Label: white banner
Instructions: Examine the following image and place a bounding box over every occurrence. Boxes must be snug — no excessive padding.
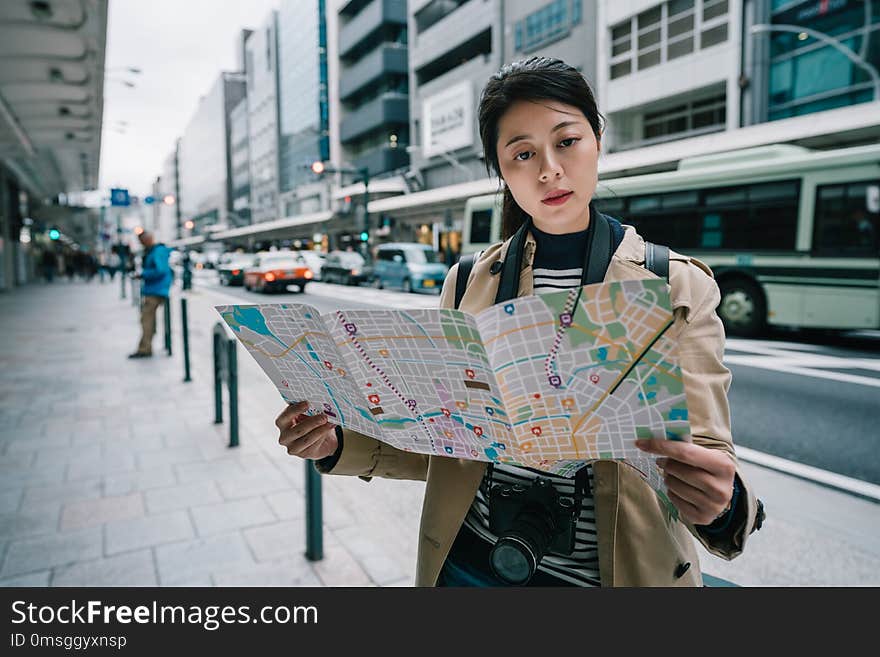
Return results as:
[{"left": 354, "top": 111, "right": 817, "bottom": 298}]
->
[{"left": 422, "top": 81, "right": 474, "bottom": 158}]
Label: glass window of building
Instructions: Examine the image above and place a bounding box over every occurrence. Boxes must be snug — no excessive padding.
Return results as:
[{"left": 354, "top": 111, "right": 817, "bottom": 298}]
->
[
  {"left": 642, "top": 92, "right": 726, "bottom": 143},
  {"left": 610, "top": 0, "right": 727, "bottom": 79},
  {"left": 514, "top": 0, "right": 583, "bottom": 54},
  {"left": 767, "top": 0, "right": 880, "bottom": 121}
]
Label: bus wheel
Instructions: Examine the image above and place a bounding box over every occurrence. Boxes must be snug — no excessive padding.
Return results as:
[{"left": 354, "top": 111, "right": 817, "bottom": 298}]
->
[{"left": 719, "top": 278, "right": 766, "bottom": 337}]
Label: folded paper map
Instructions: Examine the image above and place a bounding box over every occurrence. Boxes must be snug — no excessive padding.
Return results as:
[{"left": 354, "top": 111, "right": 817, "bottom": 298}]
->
[{"left": 216, "top": 279, "right": 692, "bottom": 500}]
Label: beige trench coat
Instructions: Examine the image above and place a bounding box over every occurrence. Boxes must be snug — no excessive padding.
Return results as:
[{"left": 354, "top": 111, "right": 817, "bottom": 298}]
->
[{"left": 317, "top": 224, "right": 761, "bottom": 586}]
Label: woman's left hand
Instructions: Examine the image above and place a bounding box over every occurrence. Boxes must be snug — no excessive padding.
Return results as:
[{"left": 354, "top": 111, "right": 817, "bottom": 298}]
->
[{"left": 635, "top": 439, "right": 736, "bottom": 526}]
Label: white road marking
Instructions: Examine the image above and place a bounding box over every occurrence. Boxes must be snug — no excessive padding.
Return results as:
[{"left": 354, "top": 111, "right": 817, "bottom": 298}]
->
[
  {"left": 724, "top": 338, "right": 880, "bottom": 386},
  {"left": 736, "top": 445, "right": 880, "bottom": 501}
]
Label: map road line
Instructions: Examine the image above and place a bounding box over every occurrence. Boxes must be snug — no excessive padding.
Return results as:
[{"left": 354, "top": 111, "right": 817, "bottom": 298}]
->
[{"left": 735, "top": 445, "right": 880, "bottom": 502}]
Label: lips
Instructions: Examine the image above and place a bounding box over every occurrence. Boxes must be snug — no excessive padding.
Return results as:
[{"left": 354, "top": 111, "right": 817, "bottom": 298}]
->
[{"left": 541, "top": 191, "right": 573, "bottom": 205}]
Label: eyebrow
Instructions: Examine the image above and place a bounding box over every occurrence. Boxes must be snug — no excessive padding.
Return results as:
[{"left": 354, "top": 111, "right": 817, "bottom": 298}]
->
[{"left": 503, "top": 121, "right": 584, "bottom": 149}]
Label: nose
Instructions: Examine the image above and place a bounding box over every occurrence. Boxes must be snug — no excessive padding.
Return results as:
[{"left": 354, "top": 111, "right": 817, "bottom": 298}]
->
[{"left": 538, "top": 148, "right": 563, "bottom": 182}]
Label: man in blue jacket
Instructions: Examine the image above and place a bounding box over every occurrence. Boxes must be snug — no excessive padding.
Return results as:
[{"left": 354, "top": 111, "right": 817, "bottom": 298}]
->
[{"left": 129, "top": 231, "right": 173, "bottom": 358}]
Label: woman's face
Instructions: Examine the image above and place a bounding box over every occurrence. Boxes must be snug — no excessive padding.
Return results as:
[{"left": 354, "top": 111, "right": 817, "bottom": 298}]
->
[{"left": 495, "top": 100, "right": 600, "bottom": 234}]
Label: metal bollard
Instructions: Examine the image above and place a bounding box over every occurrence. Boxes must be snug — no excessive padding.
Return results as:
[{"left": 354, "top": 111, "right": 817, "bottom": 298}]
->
[
  {"left": 121, "top": 270, "right": 126, "bottom": 299},
  {"left": 163, "top": 296, "right": 172, "bottom": 356},
  {"left": 227, "top": 338, "right": 238, "bottom": 448},
  {"left": 181, "top": 298, "right": 192, "bottom": 382},
  {"left": 213, "top": 330, "right": 224, "bottom": 424},
  {"left": 305, "top": 462, "right": 323, "bottom": 561},
  {"left": 212, "top": 323, "right": 239, "bottom": 448}
]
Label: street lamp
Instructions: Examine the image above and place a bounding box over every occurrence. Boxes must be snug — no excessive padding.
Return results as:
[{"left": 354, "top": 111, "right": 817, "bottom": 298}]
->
[
  {"left": 306, "top": 161, "right": 371, "bottom": 262},
  {"left": 750, "top": 23, "right": 880, "bottom": 101}
]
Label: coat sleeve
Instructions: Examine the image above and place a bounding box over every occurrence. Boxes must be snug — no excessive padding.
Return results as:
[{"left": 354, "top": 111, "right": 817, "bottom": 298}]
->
[
  {"left": 313, "top": 266, "right": 462, "bottom": 483},
  {"left": 676, "top": 272, "right": 761, "bottom": 559}
]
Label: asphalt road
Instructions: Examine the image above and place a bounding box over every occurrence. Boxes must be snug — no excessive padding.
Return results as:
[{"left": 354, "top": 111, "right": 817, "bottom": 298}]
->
[{"left": 199, "top": 272, "right": 880, "bottom": 485}]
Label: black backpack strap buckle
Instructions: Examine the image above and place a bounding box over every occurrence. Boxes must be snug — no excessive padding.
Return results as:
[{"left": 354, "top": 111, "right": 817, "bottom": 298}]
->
[{"left": 645, "top": 242, "right": 670, "bottom": 283}]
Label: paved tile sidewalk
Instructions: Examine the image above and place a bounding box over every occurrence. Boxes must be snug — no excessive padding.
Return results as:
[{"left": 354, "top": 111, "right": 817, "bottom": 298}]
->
[{"left": 0, "top": 279, "right": 423, "bottom": 586}]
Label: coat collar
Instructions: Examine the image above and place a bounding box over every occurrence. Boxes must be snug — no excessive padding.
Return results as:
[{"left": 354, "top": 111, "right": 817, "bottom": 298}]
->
[{"left": 507, "top": 223, "right": 650, "bottom": 297}]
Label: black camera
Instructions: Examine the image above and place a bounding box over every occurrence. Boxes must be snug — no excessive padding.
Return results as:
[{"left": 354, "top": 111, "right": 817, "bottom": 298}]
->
[{"left": 488, "top": 477, "right": 579, "bottom": 585}]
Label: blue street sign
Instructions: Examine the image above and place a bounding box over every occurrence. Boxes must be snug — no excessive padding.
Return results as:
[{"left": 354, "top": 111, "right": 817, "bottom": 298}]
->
[
  {"left": 144, "top": 196, "right": 155, "bottom": 205},
  {"left": 110, "top": 188, "right": 130, "bottom": 206}
]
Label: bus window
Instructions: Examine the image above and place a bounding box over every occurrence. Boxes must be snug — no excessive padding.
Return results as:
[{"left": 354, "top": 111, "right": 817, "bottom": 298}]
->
[
  {"left": 813, "top": 180, "right": 880, "bottom": 257},
  {"left": 630, "top": 196, "right": 661, "bottom": 212},
  {"left": 661, "top": 190, "right": 699, "bottom": 208},
  {"left": 596, "top": 196, "right": 625, "bottom": 215},
  {"left": 469, "top": 209, "right": 492, "bottom": 244}
]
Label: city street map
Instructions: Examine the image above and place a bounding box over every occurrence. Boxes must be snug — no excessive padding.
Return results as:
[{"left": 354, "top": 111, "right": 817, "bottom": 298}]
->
[{"left": 216, "top": 279, "right": 692, "bottom": 500}]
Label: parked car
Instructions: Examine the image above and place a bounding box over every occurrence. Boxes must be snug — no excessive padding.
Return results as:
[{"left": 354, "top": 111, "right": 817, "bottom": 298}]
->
[
  {"left": 296, "top": 250, "right": 326, "bottom": 281},
  {"left": 372, "top": 243, "right": 448, "bottom": 293},
  {"left": 218, "top": 253, "right": 256, "bottom": 286},
  {"left": 321, "top": 251, "right": 368, "bottom": 286},
  {"left": 243, "top": 251, "right": 313, "bottom": 293}
]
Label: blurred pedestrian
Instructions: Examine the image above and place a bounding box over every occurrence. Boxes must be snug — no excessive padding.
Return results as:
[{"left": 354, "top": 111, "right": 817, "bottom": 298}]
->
[
  {"left": 128, "top": 231, "right": 172, "bottom": 359},
  {"left": 108, "top": 251, "right": 121, "bottom": 279},
  {"left": 40, "top": 249, "right": 56, "bottom": 283}
]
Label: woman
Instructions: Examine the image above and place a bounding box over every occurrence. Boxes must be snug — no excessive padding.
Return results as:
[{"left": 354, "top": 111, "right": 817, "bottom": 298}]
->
[{"left": 275, "top": 57, "right": 762, "bottom": 587}]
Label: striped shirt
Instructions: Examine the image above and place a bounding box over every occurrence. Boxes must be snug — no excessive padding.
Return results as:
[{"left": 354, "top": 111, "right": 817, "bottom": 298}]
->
[{"left": 456, "top": 222, "right": 606, "bottom": 587}]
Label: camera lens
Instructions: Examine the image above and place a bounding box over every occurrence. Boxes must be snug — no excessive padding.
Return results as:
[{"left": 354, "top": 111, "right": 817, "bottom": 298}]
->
[{"left": 489, "top": 536, "right": 536, "bottom": 585}]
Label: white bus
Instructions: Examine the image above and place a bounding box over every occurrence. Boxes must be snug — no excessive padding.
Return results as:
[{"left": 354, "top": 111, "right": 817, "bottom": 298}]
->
[{"left": 462, "top": 144, "right": 880, "bottom": 336}]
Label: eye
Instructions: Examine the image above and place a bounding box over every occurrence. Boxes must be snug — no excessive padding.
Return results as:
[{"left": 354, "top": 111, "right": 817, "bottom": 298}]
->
[{"left": 560, "top": 137, "right": 580, "bottom": 147}]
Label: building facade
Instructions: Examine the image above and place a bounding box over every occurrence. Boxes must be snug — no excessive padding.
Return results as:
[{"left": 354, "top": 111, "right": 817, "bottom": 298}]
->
[
  {"left": 337, "top": 0, "right": 411, "bottom": 181},
  {"left": 245, "top": 12, "right": 281, "bottom": 224},
  {"left": 277, "top": 0, "right": 332, "bottom": 218},
  {"left": 743, "top": 0, "right": 880, "bottom": 125},
  {"left": 597, "top": 0, "right": 738, "bottom": 153},
  {"left": 177, "top": 72, "right": 246, "bottom": 234},
  {"left": 229, "top": 97, "right": 251, "bottom": 227}
]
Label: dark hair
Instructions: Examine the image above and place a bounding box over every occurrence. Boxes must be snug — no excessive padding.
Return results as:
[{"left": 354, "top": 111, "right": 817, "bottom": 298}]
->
[{"left": 478, "top": 57, "right": 604, "bottom": 240}]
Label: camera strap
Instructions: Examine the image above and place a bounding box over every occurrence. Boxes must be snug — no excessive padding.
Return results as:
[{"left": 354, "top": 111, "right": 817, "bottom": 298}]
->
[{"left": 486, "top": 462, "right": 592, "bottom": 500}]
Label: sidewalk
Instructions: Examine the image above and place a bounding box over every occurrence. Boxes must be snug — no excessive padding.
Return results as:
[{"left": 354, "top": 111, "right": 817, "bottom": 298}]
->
[{"left": 1, "top": 279, "right": 878, "bottom": 586}]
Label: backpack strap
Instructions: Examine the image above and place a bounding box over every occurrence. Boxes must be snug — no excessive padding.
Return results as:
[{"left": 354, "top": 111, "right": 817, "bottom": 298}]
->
[
  {"left": 454, "top": 251, "right": 481, "bottom": 310},
  {"left": 645, "top": 242, "right": 670, "bottom": 283}
]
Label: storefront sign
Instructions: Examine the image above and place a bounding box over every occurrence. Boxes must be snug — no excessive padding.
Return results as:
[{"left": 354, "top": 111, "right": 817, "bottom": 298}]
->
[{"left": 422, "top": 81, "right": 474, "bottom": 158}]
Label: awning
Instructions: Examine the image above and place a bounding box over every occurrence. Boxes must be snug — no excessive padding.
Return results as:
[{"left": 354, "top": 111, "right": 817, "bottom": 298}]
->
[
  {"left": 0, "top": 0, "right": 108, "bottom": 198},
  {"left": 168, "top": 235, "right": 205, "bottom": 249},
  {"left": 212, "top": 210, "right": 334, "bottom": 240}
]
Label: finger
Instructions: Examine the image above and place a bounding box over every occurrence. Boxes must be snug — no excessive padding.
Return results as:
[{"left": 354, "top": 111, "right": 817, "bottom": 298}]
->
[
  {"left": 299, "top": 431, "right": 338, "bottom": 460},
  {"left": 666, "top": 489, "right": 702, "bottom": 525},
  {"left": 275, "top": 401, "right": 309, "bottom": 430},
  {"left": 288, "top": 425, "right": 334, "bottom": 457},
  {"left": 660, "top": 456, "right": 735, "bottom": 509},
  {"left": 636, "top": 439, "right": 729, "bottom": 472},
  {"left": 278, "top": 413, "right": 327, "bottom": 446},
  {"left": 657, "top": 458, "right": 716, "bottom": 493},
  {"left": 663, "top": 470, "right": 714, "bottom": 510}
]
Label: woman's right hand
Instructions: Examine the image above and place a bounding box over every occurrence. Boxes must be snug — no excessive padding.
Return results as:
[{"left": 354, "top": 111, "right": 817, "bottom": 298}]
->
[{"left": 275, "top": 401, "right": 339, "bottom": 460}]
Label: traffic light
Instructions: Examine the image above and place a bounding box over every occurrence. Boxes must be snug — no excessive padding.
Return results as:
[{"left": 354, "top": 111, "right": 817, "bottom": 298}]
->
[
  {"left": 360, "top": 231, "right": 369, "bottom": 242},
  {"left": 311, "top": 161, "right": 325, "bottom": 175},
  {"left": 49, "top": 229, "right": 60, "bottom": 240}
]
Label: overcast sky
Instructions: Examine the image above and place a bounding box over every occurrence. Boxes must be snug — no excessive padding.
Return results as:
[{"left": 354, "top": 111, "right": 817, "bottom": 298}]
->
[{"left": 98, "top": 0, "right": 279, "bottom": 197}]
